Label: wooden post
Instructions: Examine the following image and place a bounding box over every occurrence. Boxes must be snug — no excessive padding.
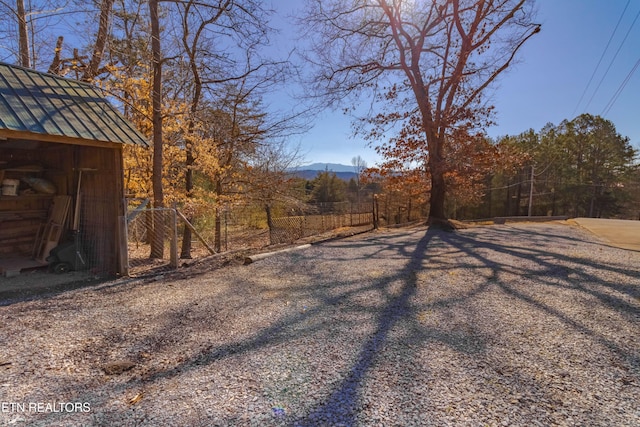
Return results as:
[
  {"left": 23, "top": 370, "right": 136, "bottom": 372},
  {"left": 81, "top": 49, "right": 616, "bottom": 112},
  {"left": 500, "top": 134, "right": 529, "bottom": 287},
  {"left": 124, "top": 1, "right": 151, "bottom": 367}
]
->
[
  {"left": 117, "top": 215, "right": 129, "bottom": 276},
  {"left": 373, "top": 195, "right": 379, "bottom": 229},
  {"left": 528, "top": 165, "right": 534, "bottom": 217}
]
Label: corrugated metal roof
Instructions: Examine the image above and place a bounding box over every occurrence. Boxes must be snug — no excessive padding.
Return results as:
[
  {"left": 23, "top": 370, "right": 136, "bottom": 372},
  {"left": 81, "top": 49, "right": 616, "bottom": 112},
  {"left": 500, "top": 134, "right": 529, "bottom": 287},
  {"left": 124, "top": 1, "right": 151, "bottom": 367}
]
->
[{"left": 0, "top": 62, "right": 149, "bottom": 147}]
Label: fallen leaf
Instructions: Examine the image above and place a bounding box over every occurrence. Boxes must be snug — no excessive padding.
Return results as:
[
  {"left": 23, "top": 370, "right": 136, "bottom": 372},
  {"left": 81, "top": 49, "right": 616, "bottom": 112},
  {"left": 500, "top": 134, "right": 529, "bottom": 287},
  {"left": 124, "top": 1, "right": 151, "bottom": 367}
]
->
[{"left": 128, "top": 393, "right": 143, "bottom": 405}]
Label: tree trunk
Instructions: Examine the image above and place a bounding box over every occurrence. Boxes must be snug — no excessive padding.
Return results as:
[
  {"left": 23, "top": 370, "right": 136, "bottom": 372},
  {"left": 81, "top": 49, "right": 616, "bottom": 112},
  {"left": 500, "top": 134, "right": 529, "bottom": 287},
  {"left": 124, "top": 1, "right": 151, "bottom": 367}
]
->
[
  {"left": 589, "top": 182, "right": 598, "bottom": 218},
  {"left": 486, "top": 174, "right": 493, "bottom": 217},
  {"left": 507, "top": 176, "right": 514, "bottom": 215},
  {"left": 149, "top": 0, "right": 164, "bottom": 259},
  {"left": 48, "top": 36, "right": 64, "bottom": 74},
  {"left": 214, "top": 207, "right": 222, "bottom": 252},
  {"left": 16, "top": 0, "right": 30, "bottom": 68},
  {"left": 372, "top": 195, "right": 379, "bottom": 229},
  {"left": 428, "top": 165, "right": 446, "bottom": 221},
  {"left": 179, "top": 149, "right": 194, "bottom": 258},
  {"left": 265, "top": 204, "right": 274, "bottom": 245},
  {"left": 516, "top": 172, "right": 523, "bottom": 215},
  {"left": 413, "top": 83, "right": 447, "bottom": 225},
  {"left": 426, "top": 134, "right": 446, "bottom": 223},
  {"left": 82, "top": 0, "right": 114, "bottom": 81}
]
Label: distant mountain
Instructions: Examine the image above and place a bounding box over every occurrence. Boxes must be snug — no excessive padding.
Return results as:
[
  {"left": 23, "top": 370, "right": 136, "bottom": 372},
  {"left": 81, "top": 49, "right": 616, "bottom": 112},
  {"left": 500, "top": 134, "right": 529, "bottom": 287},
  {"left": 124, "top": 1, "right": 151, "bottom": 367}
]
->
[
  {"left": 291, "top": 169, "right": 357, "bottom": 181},
  {"left": 295, "top": 163, "right": 355, "bottom": 173},
  {"left": 288, "top": 163, "right": 358, "bottom": 181}
]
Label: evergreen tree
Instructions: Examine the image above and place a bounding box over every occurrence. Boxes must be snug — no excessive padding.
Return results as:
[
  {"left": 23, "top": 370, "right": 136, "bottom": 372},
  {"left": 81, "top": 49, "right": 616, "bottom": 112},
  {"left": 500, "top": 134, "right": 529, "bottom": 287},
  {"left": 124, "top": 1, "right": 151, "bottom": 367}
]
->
[{"left": 309, "top": 170, "right": 347, "bottom": 209}]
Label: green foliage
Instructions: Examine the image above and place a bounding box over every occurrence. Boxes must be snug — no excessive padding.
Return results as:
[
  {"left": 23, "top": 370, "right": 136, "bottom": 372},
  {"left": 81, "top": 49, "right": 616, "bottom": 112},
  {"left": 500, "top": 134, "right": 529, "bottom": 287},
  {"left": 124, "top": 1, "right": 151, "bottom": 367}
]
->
[
  {"left": 308, "top": 171, "right": 347, "bottom": 204},
  {"left": 482, "top": 114, "right": 638, "bottom": 219}
]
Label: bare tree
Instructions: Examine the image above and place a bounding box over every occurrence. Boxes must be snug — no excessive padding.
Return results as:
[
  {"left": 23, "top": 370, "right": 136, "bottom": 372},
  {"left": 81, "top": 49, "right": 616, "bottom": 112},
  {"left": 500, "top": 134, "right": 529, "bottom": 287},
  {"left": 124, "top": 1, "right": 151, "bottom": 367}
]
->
[
  {"left": 244, "top": 140, "right": 306, "bottom": 245},
  {"left": 0, "top": 0, "right": 72, "bottom": 69},
  {"left": 42, "top": 0, "right": 114, "bottom": 79},
  {"left": 82, "top": 0, "right": 115, "bottom": 81},
  {"left": 302, "top": 0, "right": 540, "bottom": 226},
  {"left": 351, "top": 155, "right": 367, "bottom": 186},
  {"left": 173, "top": 0, "right": 309, "bottom": 256},
  {"left": 176, "top": 0, "right": 229, "bottom": 256},
  {"left": 351, "top": 154, "right": 368, "bottom": 204}
]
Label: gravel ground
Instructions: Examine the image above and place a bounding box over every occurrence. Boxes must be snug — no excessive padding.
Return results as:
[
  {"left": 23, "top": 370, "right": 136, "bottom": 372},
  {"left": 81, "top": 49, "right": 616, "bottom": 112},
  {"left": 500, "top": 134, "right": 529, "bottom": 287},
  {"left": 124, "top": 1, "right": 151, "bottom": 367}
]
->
[{"left": 0, "top": 222, "right": 639, "bottom": 426}]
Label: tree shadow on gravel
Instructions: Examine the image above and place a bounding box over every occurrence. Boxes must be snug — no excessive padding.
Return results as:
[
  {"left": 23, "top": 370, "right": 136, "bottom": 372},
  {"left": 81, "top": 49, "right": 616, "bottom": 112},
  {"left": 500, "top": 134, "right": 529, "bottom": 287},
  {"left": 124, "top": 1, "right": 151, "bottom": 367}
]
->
[
  {"left": 444, "top": 226, "right": 640, "bottom": 315},
  {"left": 128, "top": 227, "right": 442, "bottom": 370},
  {"left": 435, "top": 226, "right": 640, "bottom": 367},
  {"left": 22, "top": 223, "right": 639, "bottom": 426},
  {"left": 287, "top": 223, "right": 640, "bottom": 426},
  {"left": 70, "top": 226, "right": 480, "bottom": 426},
  {"left": 287, "top": 227, "right": 438, "bottom": 426}
]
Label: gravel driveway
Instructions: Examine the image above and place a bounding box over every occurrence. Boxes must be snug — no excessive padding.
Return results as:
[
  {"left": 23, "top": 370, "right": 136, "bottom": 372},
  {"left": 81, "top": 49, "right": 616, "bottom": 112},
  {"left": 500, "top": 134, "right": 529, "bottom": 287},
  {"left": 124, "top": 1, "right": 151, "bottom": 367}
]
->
[{"left": 1, "top": 222, "right": 639, "bottom": 426}]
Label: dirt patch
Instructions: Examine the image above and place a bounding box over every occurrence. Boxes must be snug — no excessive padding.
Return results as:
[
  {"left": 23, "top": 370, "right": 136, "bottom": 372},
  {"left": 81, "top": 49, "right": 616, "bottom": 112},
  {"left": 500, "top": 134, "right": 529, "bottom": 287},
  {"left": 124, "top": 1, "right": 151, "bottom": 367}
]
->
[{"left": 0, "top": 269, "right": 102, "bottom": 304}]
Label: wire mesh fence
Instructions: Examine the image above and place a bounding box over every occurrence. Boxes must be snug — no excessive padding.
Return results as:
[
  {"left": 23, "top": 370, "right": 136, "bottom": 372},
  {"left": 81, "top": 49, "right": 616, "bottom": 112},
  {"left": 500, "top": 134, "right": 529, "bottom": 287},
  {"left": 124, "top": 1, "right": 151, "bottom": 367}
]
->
[
  {"left": 269, "top": 211, "right": 374, "bottom": 244},
  {"left": 48, "top": 194, "right": 125, "bottom": 277},
  {"left": 124, "top": 199, "right": 376, "bottom": 277},
  {"left": 374, "top": 194, "right": 428, "bottom": 227},
  {"left": 126, "top": 208, "right": 179, "bottom": 276}
]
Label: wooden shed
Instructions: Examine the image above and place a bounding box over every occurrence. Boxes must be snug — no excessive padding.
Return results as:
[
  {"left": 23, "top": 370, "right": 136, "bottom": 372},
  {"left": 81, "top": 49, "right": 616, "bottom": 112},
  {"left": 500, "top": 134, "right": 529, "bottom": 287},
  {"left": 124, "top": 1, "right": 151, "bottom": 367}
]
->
[{"left": 0, "top": 62, "right": 148, "bottom": 277}]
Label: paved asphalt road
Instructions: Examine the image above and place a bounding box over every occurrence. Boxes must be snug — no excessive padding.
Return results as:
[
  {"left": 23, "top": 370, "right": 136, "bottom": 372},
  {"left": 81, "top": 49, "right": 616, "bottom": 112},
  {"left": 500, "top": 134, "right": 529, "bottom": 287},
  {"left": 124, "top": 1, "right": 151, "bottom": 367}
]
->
[{"left": 573, "top": 217, "right": 640, "bottom": 251}]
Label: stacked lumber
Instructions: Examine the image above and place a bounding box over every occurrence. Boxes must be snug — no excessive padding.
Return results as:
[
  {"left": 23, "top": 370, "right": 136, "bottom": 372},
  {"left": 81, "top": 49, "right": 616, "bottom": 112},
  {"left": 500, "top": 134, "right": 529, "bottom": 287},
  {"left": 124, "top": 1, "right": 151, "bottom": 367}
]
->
[
  {"left": 0, "top": 198, "right": 52, "bottom": 257},
  {"left": 0, "top": 219, "right": 45, "bottom": 255},
  {"left": 32, "top": 195, "right": 72, "bottom": 262}
]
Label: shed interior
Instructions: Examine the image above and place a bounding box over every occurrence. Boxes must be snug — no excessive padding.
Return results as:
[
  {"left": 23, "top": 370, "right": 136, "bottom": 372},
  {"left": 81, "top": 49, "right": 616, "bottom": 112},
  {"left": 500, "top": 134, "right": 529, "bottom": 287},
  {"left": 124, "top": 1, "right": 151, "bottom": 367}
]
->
[{"left": 0, "top": 140, "right": 125, "bottom": 277}]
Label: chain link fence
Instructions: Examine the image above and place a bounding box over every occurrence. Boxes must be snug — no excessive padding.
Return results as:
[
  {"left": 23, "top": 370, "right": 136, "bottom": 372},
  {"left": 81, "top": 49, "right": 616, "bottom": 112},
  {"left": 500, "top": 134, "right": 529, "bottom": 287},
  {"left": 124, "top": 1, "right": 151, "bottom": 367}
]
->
[{"left": 125, "top": 199, "right": 376, "bottom": 277}]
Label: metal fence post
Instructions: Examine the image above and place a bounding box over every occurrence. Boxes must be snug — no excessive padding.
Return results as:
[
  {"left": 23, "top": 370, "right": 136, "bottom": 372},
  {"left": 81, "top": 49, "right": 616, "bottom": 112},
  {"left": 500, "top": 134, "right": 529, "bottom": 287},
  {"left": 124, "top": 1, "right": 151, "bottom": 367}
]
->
[
  {"left": 118, "top": 215, "right": 129, "bottom": 277},
  {"left": 224, "top": 209, "right": 228, "bottom": 252},
  {"left": 169, "top": 208, "right": 178, "bottom": 268},
  {"left": 350, "top": 202, "right": 353, "bottom": 226},
  {"left": 302, "top": 216, "right": 307, "bottom": 237}
]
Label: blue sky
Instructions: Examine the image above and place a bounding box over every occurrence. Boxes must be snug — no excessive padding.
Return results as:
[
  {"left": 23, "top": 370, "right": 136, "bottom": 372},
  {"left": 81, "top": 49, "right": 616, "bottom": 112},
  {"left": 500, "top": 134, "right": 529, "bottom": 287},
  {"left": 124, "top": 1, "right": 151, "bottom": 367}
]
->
[{"left": 271, "top": 0, "right": 640, "bottom": 167}]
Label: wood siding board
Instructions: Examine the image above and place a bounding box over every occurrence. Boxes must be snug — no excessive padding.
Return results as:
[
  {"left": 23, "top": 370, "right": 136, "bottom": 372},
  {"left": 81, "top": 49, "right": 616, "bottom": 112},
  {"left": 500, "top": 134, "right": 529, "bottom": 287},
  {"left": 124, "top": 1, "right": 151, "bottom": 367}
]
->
[
  {"left": 0, "top": 193, "right": 54, "bottom": 257},
  {"left": 114, "top": 146, "right": 127, "bottom": 275},
  {"left": 75, "top": 145, "right": 120, "bottom": 274}
]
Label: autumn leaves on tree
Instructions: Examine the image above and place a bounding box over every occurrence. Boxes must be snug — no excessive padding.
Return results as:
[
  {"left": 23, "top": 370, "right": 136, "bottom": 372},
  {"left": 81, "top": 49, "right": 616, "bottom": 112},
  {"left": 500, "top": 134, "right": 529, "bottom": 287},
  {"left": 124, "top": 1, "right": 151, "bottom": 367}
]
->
[{"left": 302, "top": 0, "right": 540, "bottom": 225}]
